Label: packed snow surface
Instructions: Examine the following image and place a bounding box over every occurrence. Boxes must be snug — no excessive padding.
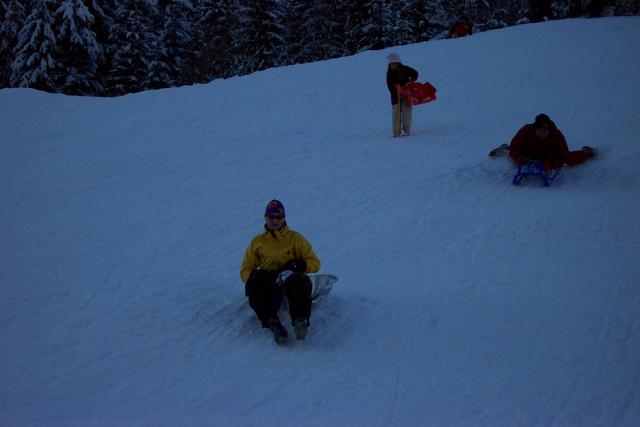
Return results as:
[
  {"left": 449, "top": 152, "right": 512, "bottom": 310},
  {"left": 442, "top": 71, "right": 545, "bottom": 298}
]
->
[{"left": 1, "top": 17, "right": 639, "bottom": 426}]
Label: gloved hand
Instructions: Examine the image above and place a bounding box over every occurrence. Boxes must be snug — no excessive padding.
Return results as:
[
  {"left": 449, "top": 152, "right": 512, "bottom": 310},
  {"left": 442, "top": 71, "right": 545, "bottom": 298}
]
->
[
  {"left": 282, "top": 259, "right": 307, "bottom": 273},
  {"left": 276, "top": 270, "right": 294, "bottom": 285}
]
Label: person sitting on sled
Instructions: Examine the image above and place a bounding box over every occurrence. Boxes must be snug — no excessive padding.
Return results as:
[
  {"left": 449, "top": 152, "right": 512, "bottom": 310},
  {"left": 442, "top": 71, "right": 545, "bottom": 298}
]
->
[
  {"left": 507, "top": 113, "right": 596, "bottom": 170},
  {"left": 386, "top": 53, "right": 418, "bottom": 137},
  {"left": 240, "top": 199, "right": 320, "bottom": 343}
]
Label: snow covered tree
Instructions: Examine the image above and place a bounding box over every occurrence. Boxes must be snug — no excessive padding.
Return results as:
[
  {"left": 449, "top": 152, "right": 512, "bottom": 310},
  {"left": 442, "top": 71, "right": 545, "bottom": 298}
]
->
[
  {"left": 407, "top": 0, "right": 431, "bottom": 42},
  {"left": 234, "top": 0, "right": 287, "bottom": 75},
  {"left": 144, "top": 46, "right": 171, "bottom": 89},
  {"left": 530, "top": 0, "right": 553, "bottom": 21},
  {"left": 144, "top": 1, "right": 193, "bottom": 89},
  {"left": 105, "top": 0, "right": 156, "bottom": 95},
  {"left": 54, "top": 0, "right": 104, "bottom": 95},
  {"left": 286, "top": 0, "right": 351, "bottom": 63},
  {"left": 283, "top": 0, "right": 309, "bottom": 64},
  {"left": 10, "top": 0, "right": 61, "bottom": 92},
  {"left": 386, "top": 0, "right": 416, "bottom": 47},
  {"left": 343, "top": 0, "right": 375, "bottom": 53},
  {"left": 362, "top": 0, "right": 389, "bottom": 50},
  {"left": 286, "top": 0, "right": 346, "bottom": 64},
  {"left": 195, "top": 0, "right": 237, "bottom": 79},
  {"left": 614, "top": 0, "right": 640, "bottom": 15},
  {"left": 0, "top": 0, "right": 25, "bottom": 88}
]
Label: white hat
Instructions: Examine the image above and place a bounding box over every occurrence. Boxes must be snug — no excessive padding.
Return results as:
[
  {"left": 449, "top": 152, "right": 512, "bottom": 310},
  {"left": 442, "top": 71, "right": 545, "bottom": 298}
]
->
[{"left": 387, "top": 53, "right": 401, "bottom": 64}]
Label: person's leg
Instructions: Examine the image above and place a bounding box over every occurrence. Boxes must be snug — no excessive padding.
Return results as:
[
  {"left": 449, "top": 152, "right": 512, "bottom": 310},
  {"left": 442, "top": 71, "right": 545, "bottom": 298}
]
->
[
  {"left": 565, "top": 150, "right": 591, "bottom": 166},
  {"left": 283, "top": 273, "right": 312, "bottom": 339},
  {"left": 245, "top": 270, "right": 281, "bottom": 327},
  {"left": 282, "top": 273, "right": 312, "bottom": 324},
  {"left": 392, "top": 103, "right": 401, "bottom": 137},
  {"left": 401, "top": 98, "right": 412, "bottom": 135}
]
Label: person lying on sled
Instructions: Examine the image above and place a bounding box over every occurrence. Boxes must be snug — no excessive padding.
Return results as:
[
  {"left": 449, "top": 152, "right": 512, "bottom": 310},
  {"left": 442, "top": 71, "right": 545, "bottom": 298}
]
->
[{"left": 508, "top": 113, "right": 596, "bottom": 170}]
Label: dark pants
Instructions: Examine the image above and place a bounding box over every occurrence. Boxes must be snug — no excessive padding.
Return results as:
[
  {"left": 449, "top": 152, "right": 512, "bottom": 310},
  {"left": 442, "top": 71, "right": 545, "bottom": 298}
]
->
[{"left": 245, "top": 270, "right": 312, "bottom": 327}]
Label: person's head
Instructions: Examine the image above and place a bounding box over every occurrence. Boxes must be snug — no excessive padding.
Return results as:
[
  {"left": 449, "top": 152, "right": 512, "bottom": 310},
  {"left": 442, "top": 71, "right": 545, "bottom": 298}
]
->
[
  {"left": 387, "top": 53, "right": 401, "bottom": 69},
  {"left": 264, "top": 199, "right": 285, "bottom": 231},
  {"left": 533, "top": 113, "right": 554, "bottom": 141}
]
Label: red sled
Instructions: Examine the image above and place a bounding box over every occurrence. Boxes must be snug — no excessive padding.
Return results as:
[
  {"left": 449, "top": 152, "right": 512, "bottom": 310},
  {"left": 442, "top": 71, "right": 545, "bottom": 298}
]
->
[{"left": 398, "top": 82, "right": 437, "bottom": 106}]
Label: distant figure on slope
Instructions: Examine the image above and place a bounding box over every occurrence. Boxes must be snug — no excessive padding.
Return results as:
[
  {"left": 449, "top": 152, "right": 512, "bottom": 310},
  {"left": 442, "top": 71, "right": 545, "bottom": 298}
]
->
[
  {"left": 386, "top": 53, "right": 419, "bottom": 137},
  {"left": 490, "top": 113, "right": 596, "bottom": 169},
  {"left": 240, "top": 199, "right": 321, "bottom": 344},
  {"left": 448, "top": 18, "right": 472, "bottom": 39}
]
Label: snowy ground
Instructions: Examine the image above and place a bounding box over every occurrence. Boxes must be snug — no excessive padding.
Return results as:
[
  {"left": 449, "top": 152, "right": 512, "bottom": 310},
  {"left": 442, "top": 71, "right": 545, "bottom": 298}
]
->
[{"left": 1, "top": 17, "right": 640, "bottom": 426}]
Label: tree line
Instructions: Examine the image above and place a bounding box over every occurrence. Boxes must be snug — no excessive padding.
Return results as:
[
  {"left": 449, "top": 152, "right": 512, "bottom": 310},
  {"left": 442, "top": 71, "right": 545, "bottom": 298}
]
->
[{"left": 0, "top": 0, "right": 637, "bottom": 97}]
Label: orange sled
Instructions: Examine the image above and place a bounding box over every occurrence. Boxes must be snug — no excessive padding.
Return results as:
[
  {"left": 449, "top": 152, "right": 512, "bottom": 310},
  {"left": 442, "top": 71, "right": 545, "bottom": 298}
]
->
[{"left": 398, "top": 82, "right": 437, "bottom": 106}]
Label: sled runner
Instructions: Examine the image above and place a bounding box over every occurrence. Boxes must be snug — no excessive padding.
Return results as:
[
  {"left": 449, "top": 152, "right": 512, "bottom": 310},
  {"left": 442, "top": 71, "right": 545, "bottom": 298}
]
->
[{"left": 512, "top": 161, "right": 562, "bottom": 187}]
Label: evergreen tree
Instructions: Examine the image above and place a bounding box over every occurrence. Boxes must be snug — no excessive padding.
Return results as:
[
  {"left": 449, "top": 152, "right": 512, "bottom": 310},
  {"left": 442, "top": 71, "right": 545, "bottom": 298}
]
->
[
  {"left": 106, "top": 0, "right": 156, "bottom": 95},
  {"left": 286, "top": 0, "right": 338, "bottom": 64},
  {"left": 144, "top": 45, "right": 171, "bottom": 89},
  {"left": 408, "top": 0, "right": 431, "bottom": 42},
  {"left": 283, "top": 0, "right": 307, "bottom": 64},
  {"left": 54, "top": 0, "right": 103, "bottom": 95},
  {"left": 615, "top": 0, "right": 640, "bottom": 15},
  {"left": 324, "top": 1, "right": 351, "bottom": 58},
  {"left": 234, "top": 0, "right": 287, "bottom": 75},
  {"left": 10, "top": 0, "right": 61, "bottom": 92},
  {"left": 465, "top": 0, "right": 508, "bottom": 31},
  {"left": 363, "top": 0, "right": 388, "bottom": 50},
  {"left": 0, "top": 0, "right": 25, "bottom": 88},
  {"left": 147, "top": 1, "right": 192, "bottom": 88},
  {"left": 343, "top": 0, "right": 366, "bottom": 54},
  {"left": 196, "top": 0, "right": 237, "bottom": 80},
  {"left": 530, "top": 0, "right": 552, "bottom": 21},
  {"left": 424, "top": 0, "right": 454, "bottom": 37},
  {"left": 387, "top": 0, "right": 415, "bottom": 47}
]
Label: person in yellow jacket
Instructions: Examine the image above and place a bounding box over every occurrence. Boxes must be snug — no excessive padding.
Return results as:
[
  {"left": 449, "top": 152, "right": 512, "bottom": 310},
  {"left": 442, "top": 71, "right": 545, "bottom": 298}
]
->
[{"left": 240, "top": 199, "right": 320, "bottom": 343}]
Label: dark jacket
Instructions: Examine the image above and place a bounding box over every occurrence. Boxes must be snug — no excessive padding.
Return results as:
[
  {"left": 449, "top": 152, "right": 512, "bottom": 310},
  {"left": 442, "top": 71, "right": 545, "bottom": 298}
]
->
[
  {"left": 386, "top": 64, "right": 419, "bottom": 105},
  {"left": 509, "top": 123, "right": 570, "bottom": 166}
]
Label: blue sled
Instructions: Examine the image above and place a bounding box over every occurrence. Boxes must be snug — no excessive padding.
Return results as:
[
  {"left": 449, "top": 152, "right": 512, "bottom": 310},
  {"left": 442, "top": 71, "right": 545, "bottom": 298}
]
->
[{"left": 513, "top": 161, "right": 562, "bottom": 187}]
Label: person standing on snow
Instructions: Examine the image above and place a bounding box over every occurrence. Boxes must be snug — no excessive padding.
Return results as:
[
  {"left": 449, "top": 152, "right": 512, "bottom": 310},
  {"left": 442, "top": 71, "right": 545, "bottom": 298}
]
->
[
  {"left": 506, "top": 113, "right": 596, "bottom": 169},
  {"left": 386, "top": 53, "right": 419, "bottom": 137},
  {"left": 240, "top": 199, "right": 320, "bottom": 344}
]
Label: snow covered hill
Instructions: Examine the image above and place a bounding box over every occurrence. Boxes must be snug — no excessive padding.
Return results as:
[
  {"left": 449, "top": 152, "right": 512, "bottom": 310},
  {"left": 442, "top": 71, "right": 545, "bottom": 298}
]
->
[{"left": 1, "top": 17, "right": 639, "bottom": 426}]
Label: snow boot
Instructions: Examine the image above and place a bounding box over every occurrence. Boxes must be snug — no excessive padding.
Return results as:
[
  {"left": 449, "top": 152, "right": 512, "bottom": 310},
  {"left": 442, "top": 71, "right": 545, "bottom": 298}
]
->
[
  {"left": 293, "top": 318, "right": 309, "bottom": 340},
  {"left": 489, "top": 143, "right": 509, "bottom": 159},
  {"left": 267, "top": 319, "right": 288, "bottom": 344},
  {"left": 581, "top": 145, "right": 597, "bottom": 159}
]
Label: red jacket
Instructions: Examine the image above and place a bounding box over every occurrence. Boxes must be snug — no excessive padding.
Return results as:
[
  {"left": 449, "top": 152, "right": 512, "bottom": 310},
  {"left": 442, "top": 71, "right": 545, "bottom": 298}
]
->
[
  {"left": 509, "top": 124, "right": 569, "bottom": 168},
  {"left": 448, "top": 23, "right": 471, "bottom": 38}
]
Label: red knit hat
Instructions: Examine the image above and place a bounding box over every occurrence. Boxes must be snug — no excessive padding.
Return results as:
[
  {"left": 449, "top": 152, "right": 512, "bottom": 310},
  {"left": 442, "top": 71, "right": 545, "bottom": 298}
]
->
[{"left": 265, "top": 199, "right": 285, "bottom": 217}]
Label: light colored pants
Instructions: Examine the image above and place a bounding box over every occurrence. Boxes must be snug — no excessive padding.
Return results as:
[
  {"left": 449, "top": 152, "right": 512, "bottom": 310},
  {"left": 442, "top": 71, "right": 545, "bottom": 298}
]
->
[{"left": 392, "top": 98, "right": 412, "bottom": 137}]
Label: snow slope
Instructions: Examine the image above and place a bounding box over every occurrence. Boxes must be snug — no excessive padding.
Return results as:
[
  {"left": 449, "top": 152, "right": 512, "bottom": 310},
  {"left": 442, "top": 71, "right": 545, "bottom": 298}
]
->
[{"left": 1, "top": 17, "right": 639, "bottom": 426}]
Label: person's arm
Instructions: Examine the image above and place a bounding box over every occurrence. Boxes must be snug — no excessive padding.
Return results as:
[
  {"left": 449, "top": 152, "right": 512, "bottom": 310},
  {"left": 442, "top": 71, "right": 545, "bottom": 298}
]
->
[
  {"left": 554, "top": 129, "right": 570, "bottom": 158},
  {"left": 542, "top": 129, "right": 569, "bottom": 168},
  {"left": 240, "top": 239, "right": 258, "bottom": 283},
  {"left": 387, "top": 72, "right": 399, "bottom": 104},
  {"left": 509, "top": 125, "right": 529, "bottom": 165},
  {"left": 293, "top": 233, "right": 321, "bottom": 273},
  {"left": 407, "top": 66, "right": 418, "bottom": 82}
]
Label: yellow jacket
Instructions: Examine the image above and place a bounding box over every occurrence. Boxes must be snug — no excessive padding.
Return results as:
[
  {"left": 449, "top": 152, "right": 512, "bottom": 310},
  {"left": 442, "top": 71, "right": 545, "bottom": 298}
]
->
[{"left": 240, "top": 225, "right": 320, "bottom": 283}]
